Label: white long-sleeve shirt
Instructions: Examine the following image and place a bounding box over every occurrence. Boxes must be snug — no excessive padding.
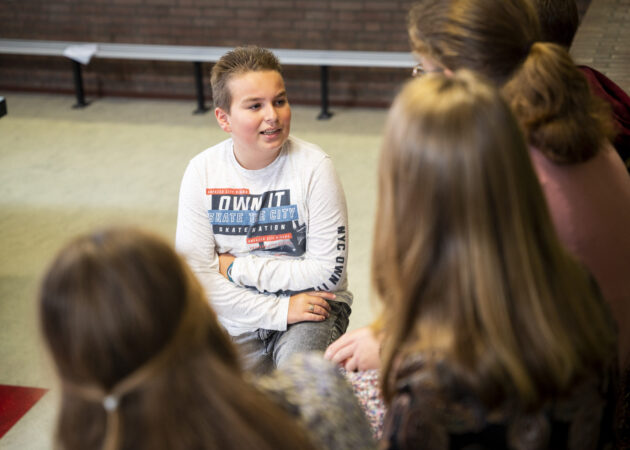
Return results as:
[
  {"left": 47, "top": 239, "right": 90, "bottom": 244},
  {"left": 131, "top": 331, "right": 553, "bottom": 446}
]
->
[{"left": 176, "top": 136, "right": 352, "bottom": 335}]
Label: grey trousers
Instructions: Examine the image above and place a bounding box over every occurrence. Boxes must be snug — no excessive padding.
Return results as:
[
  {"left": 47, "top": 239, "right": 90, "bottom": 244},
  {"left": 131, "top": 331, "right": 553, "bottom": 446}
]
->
[{"left": 232, "top": 300, "right": 350, "bottom": 375}]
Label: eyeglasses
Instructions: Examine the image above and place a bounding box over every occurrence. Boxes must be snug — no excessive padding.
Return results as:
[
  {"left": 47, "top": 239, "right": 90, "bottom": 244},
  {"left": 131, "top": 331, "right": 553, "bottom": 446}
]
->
[
  {"left": 412, "top": 63, "right": 425, "bottom": 77},
  {"left": 411, "top": 63, "right": 444, "bottom": 77}
]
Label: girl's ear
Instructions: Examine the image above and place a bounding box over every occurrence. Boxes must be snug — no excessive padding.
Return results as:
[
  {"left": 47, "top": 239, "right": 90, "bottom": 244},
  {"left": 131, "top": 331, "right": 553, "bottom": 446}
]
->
[{"left": 215, "top": 107, "right": 232, "bottom": 133}]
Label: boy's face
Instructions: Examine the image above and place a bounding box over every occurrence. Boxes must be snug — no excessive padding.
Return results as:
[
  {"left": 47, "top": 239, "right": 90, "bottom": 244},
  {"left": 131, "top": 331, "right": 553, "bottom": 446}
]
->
[{"left": 215, "top": 70, "right": 291, "bottom": 170}]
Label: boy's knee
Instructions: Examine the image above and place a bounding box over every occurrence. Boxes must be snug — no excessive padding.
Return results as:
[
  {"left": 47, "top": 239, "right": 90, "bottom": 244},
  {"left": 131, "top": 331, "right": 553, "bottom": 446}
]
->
[
  {"left": 273, "top": 302, "right": 351, "bottom": 366},
  {"left": 327, "top": 301, "right": 351, "bottom": 345},
  {"left": 232, "top": 331, "right": 274, "bottom": 375}
]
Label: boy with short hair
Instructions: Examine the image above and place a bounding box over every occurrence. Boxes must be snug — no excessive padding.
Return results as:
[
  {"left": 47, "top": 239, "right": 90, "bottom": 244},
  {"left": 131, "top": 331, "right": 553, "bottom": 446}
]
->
[{"left": 176, "top": 46, "right": 352, "bottom": 374}]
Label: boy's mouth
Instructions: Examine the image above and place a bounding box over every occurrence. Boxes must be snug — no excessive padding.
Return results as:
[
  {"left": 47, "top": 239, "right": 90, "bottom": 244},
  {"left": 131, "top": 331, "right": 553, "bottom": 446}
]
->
[{"left": 260, "top": 128, "right": 281, "bottom": 136}]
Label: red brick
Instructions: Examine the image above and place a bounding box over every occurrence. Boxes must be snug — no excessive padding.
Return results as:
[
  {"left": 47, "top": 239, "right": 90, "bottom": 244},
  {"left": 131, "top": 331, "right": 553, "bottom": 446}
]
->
[
  {"left": 331, "top": 1, "right": 363, "bottom": 11},
  {"left": 305, "top": 11, "right": 331, "bottom": 20},
  {"left": 330, "top": 21, "right": 363, "bottom": 31},
  {"left": 294, "top": 20, "right": 328, "bottom": 30}
]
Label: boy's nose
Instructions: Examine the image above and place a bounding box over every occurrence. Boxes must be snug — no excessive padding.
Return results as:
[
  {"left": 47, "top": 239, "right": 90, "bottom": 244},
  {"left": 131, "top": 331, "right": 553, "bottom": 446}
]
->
[{"left": 264, "top": 104, "right": 279, "bottom": 122}]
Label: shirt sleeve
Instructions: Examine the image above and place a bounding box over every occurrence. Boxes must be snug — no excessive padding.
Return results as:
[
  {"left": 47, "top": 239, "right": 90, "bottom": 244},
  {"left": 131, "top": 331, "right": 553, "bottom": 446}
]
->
[
  {"left": 231, "top": 156, "right": 350, "bottom": 294},
  {"left": 175, "top": 160, "right": 290, "bottom": 333}
]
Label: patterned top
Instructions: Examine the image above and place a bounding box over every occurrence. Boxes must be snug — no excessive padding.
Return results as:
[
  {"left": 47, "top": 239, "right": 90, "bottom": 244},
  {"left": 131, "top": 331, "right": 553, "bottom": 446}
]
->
[
  {"left": 381, "top": 354, "right": 617, "bottom": 450},
  {"left": 343, "top": 368, "right": 387, "bottom": 440},
  {"left": 256, "top": 352, "right": 377, "bottom": 450}
]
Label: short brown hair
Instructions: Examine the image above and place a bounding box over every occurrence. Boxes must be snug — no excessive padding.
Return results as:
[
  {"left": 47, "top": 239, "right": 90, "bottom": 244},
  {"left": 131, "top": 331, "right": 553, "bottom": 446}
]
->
[{"left": 211, "top": 46, "right": 283, "bottom": 112}]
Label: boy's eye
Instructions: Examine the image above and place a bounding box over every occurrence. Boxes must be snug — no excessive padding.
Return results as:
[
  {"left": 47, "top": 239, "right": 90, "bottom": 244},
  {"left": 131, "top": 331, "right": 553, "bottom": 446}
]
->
[
  {"left": 274, "top": 99, "right": 287, "bottom": 106},
  {"left": 248, "top": 103, "right": 261, "bottom": 110}
]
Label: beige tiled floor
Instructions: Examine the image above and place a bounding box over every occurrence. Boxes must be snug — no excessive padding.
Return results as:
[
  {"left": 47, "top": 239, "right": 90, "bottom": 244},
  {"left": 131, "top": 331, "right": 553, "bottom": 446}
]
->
[{"left": 1, "top": 0, "right": 628, "bottom": 447}]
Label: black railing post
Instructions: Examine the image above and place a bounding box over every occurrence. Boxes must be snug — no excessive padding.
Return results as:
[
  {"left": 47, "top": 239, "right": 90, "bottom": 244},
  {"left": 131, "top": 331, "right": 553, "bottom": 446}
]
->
[
  {"left": 193, "top": 62, "right": 209, "bottom": 114},
  {"left": 317, "top": 65, "right": 333, "bottom": 120},
  {"left": 71, "top": 60, "right": 88, "bottom": 108}
]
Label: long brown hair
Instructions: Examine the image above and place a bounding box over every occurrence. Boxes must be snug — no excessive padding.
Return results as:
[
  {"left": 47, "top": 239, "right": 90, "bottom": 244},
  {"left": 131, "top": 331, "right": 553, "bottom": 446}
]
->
[
  {"left": 408, "top": 0, "right": 613, "bottom": 164},
  {"left": 375, "top": 71, "right": 615, "bottom": 410},
  {"left": 39, "top": 227, "right": 315, "bottom": 450}
]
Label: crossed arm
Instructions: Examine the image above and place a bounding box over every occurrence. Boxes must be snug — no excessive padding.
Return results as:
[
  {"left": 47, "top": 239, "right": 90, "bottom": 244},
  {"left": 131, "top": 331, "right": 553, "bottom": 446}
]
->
[{"left": 217, "top": 252, "right": 333, "bottom": 323}]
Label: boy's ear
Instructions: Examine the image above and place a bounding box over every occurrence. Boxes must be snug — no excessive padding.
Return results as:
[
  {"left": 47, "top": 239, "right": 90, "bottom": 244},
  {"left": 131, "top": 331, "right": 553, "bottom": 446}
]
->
[{"left": 215, "top": 107, "right": 232, "bottom": 133}]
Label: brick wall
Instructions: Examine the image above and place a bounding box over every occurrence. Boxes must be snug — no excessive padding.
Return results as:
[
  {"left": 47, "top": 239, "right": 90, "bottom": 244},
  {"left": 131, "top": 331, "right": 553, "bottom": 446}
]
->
[
  {"left": 0, "top": 0, "right": 415, "bottom": 107},
  {"left": 0, "top": 0, "right": 595, "bottom": 107}
]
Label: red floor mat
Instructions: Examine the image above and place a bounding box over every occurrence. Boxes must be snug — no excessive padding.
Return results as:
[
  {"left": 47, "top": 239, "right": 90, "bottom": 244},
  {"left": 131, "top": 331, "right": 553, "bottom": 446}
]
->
[{"left": 0, "top": 384, "right": 48, "bottom": 438}]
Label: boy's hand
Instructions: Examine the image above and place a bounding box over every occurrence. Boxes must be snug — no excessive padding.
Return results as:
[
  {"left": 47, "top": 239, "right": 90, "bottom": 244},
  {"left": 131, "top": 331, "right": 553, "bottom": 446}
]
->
[
  {"left": 218, "top": 253, "right": 236, "bottom": 279},
  {"left": 324, "top": 326, "right": 382, "bottom": 371},
  {"left": 288, "top": 291, "right": 335, "bottom": 324}
]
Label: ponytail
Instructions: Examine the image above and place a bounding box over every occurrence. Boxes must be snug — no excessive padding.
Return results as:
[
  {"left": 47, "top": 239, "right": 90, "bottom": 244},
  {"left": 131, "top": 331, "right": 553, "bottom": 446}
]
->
[{"left": 503, "top": 42, "right": 614, "bottom": 163}]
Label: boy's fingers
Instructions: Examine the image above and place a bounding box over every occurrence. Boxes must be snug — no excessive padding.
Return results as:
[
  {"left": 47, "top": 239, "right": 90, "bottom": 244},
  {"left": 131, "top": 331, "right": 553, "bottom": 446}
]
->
[
  {"left": 306, "top": 302, "right": 329, "bottom": 316},
  {"left": 304, "top": 295, "right": 331, "bottom": 311},
  {"left": 312, "top": 298, "right": 331, "bottom": 311},
  {"left": 310, "top": 304, "right": 329, "bottom": 318},
  {"left": 305, "top": 312, "right": 326, "bottom": 322},
  {"left": 308, "top": 291, "right": 336, "bottom": 300}
]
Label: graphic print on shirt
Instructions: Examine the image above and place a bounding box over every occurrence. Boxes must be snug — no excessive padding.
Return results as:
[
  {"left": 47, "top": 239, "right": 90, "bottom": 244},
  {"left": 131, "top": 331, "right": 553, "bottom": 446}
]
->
[{"left": 206, "top": 188, "right": 306, "bottom": 256}]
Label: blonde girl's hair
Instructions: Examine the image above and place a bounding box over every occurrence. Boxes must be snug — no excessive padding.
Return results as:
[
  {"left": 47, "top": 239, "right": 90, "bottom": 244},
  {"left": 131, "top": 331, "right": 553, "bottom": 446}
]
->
[
  {"left": 407, "top": 0, "right": 614, "bottom": 164},
  {"left": 39, "top": 227, "right": 316, "bottom": 450},
  {"left": 375, "top": 71, "right": 616, "bottom": 409}
]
